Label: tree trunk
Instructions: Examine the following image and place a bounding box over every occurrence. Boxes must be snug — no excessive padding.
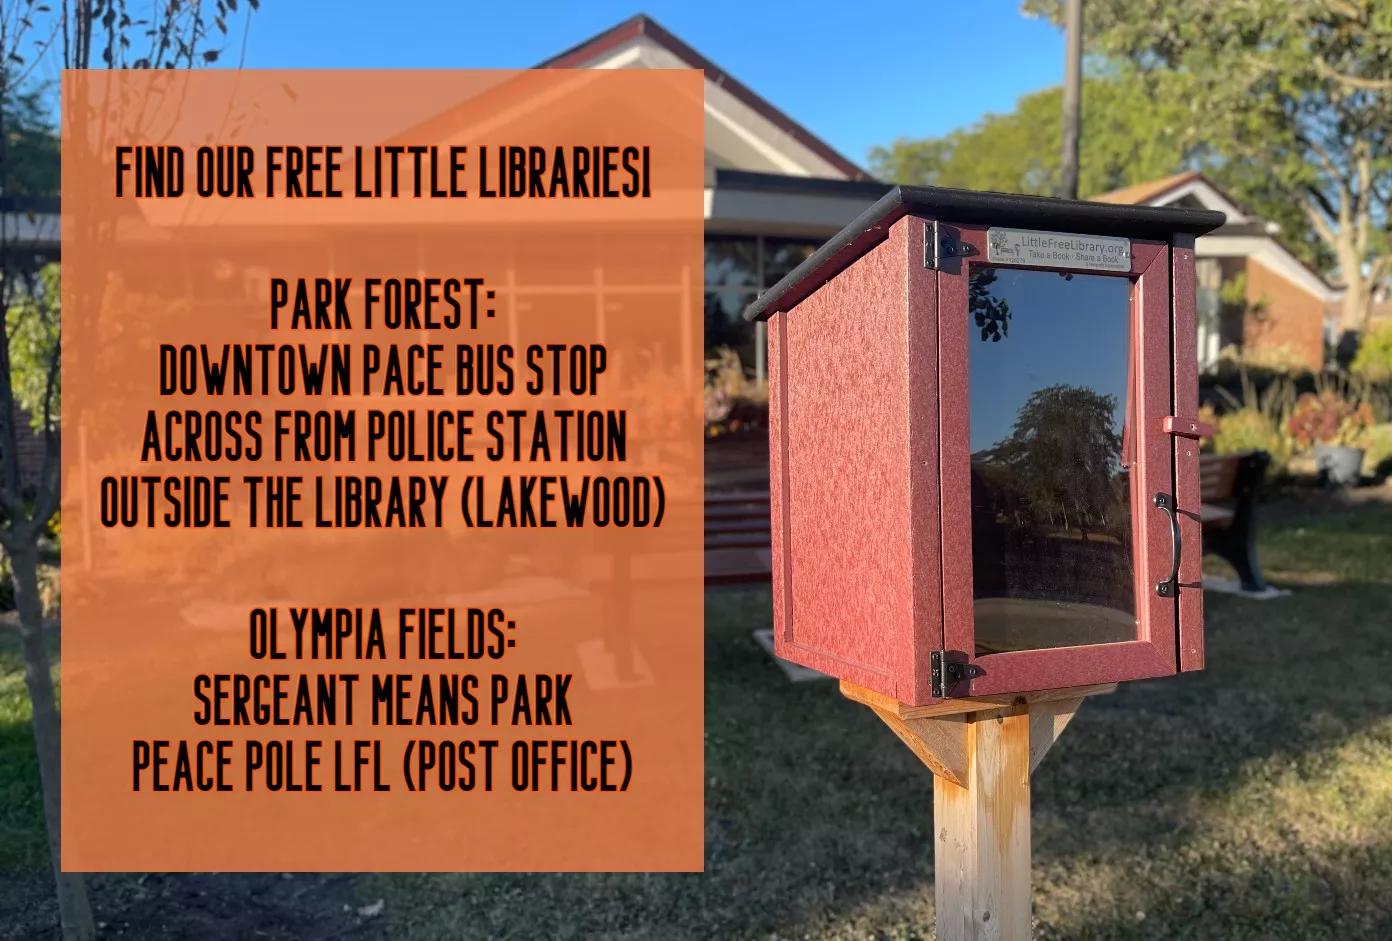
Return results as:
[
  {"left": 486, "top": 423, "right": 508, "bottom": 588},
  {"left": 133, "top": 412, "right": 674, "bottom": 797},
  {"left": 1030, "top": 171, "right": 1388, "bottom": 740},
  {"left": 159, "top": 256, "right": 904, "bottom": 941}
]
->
[
  {"left": 1331, "top": 236, "right": 1374, "bottom": 334},
  {"left": 13, "top": 543, "right": 96, "bottom": 941},
  {"left": 1341, "top": 272, "right": 1370, "bottom": 336}
]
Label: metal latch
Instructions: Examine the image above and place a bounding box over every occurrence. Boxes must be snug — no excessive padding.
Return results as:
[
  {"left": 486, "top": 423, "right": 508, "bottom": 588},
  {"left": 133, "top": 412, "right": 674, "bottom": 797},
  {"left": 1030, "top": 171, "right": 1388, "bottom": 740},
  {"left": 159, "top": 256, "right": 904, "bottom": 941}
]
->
[
  {"left": 923, "top": 220, "right": 969, "bottom": 269},
  {"left": 930, "top": 650, "right": 985, "bottom": 699},
  {"left": 1162, "top": 416, "right": 1214, "bottom": 440}
]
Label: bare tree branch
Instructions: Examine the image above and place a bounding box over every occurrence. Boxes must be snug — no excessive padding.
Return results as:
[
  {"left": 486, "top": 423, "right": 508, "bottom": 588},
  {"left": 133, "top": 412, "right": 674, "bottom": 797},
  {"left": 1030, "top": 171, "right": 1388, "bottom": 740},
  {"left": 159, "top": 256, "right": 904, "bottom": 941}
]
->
[
  {"left": 1300, "top": 190, "right": 1342, "bottom": 252},
  {"left": 1313, "top": 55, "right": 1392, "bottom": 91},
  {"left": 1299, "top": 172, "right": 1344, "bottom": 234},
  {"left": 1368, "top": 252, "right": 1392, "bottom": 287}
]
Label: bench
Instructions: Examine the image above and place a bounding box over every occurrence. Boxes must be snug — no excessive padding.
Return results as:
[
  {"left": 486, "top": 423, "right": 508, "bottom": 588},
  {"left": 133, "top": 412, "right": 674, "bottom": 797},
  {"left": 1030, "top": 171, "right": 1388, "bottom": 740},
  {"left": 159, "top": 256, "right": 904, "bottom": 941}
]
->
[
  {"left": 704, "top": 490, "right": 773, "bottom": 587},
  {"left": 702, "top": 452, "right": 1272, "bottom": 595},
  {"left": 1200, "top": 450, "right": 1271, "bottom": 593}
]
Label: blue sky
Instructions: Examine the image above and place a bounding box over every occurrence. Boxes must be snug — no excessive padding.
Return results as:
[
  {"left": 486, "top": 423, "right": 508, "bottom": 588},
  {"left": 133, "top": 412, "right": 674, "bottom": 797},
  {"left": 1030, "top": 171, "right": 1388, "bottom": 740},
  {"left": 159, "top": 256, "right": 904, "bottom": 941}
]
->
[
  {"left": 218, "top": 1, "right": 1065, "bottom": 168},
  {"left": 969, "top": 269, "right": 1131, "bottom": 452}
]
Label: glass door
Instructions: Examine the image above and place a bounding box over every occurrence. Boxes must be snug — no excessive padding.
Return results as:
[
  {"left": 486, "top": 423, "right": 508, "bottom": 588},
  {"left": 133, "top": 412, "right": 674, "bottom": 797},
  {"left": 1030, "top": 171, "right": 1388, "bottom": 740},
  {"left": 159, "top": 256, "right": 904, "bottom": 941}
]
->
[
  {"left": 936, "top": 223, "right": 1179, "bottom": 696},
  {"left": 966, "top": 266, "right": 1136, "bottom": 654}
]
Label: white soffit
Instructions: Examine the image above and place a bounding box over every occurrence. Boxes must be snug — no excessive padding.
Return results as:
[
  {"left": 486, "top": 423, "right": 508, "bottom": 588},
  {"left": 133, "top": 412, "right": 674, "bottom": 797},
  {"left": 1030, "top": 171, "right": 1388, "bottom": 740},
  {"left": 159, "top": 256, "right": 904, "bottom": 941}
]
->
[
  {"left": 1195, "top": 234, "right": 1343, "bottom": 302},
  {"left": 1151, "top": 178, "right": 1250, "bottom": 223},
  {"left": 704, "top": 187, "right": 875, "bottom": 237},
  {"left": 1158, "top": 177, "right": 1341, "bottom": 303}
]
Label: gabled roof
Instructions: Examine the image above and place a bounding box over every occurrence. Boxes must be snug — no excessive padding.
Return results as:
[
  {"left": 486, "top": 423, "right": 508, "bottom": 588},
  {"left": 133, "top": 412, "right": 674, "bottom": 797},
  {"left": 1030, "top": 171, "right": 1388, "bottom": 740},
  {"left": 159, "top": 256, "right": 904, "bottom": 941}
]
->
[
  {"left": 1095, "top": 171, "right": 1342, "bottom": 302},
  {"left": 1091, "top": 171, "right": 1202, "bottom": 207},
  {"left": 538, "top": 14, "right": 870, "bottom": 182},
  {"left": 1094, "top": 170, "right": 1253, "bottom": 224}
]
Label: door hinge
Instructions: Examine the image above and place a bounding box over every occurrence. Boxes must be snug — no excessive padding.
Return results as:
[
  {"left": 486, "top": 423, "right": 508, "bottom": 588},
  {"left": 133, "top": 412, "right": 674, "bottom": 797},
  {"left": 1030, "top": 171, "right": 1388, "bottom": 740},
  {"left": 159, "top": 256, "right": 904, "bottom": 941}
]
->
[
  {"left": 930, "top": 650, "right": 985, "bottom": 699},
  {"left": 923, "top": 220, "right": 969, "bottom": 269}
]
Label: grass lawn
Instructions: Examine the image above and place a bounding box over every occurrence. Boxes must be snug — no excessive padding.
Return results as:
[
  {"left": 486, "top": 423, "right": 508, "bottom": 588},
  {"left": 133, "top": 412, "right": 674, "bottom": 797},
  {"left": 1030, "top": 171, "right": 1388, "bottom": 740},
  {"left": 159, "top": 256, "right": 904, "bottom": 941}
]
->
[
  {"left": 4, "top": 497, "right": 1392, "bottom": 939},
  {"left": 0, "top": 629, "right": 54, "bottom": 873}
]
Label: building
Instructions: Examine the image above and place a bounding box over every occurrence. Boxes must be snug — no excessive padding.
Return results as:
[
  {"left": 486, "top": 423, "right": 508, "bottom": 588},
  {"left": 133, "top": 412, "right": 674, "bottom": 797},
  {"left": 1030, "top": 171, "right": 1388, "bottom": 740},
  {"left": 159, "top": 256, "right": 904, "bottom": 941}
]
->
[
  {"left": 547, "top": 17, "right": 1344, "bottom": 378},
  {"left": 539, "top": 15, "right": 891, "bottom": 383},
  {"left": 12, "top": 16, "right": 1346, "bottom": 386},
  {"left": 1093, "top": 172, "right": 1343, "bottom": 371}
]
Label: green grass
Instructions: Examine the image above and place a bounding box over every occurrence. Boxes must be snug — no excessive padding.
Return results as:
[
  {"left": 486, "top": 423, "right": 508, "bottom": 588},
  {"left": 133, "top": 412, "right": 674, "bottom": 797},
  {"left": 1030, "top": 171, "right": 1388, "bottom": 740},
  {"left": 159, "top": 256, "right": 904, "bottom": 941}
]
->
[
  {"left": 4, "top": 501, "right": 1392, "bottom": 938},
  {"left": 0, "top": 629, "right": 55, "bottom": 872},
  {"left": 366, "top": 499, "right": 1392, "bottom": 940}
]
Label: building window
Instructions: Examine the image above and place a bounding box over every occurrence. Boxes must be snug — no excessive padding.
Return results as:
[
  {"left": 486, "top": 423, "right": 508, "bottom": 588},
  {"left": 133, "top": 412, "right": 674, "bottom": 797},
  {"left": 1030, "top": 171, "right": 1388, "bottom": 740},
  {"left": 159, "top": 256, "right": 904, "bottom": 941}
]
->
[
  {"left": 704, "top": 236, "right": 759, "bottom": 367},
  {"left": 703, "top": 234, "right": 823, "bottom": 382},
  {"left": 762, "top": 238, "right": 817, "bottom": 285},
  {"left": 1323, "top": 315, "right": 1341, "bottom": 367}
]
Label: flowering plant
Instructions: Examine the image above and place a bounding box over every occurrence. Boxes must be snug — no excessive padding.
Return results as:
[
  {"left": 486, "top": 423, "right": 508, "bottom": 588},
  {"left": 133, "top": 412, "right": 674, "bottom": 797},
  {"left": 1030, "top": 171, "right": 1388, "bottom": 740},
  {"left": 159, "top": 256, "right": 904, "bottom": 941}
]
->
[
  {"left": 704, "top": 347, "right": 767, "bottom": 437},
  {"left": 1287, "top": 391, "right": 1374, "bottom": 449}
]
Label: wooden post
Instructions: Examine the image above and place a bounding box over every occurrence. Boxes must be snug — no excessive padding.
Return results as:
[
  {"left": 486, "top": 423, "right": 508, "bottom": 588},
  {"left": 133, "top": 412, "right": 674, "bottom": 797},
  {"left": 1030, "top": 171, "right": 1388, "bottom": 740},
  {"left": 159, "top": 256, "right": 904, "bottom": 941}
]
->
[{"left": 841, "top": 681, "right": 1113, "bottom": 940}]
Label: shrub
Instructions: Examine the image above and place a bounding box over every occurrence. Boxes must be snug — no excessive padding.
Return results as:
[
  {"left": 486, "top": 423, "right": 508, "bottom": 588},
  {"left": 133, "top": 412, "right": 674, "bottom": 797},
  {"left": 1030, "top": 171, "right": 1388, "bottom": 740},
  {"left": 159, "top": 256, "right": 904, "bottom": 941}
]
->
[
  {"left": 1209, "top": 366, "right": 1296, "bottom": 479},
  {"left": 1362, "top": 423, "right": 1392, "bottom": 480},
  {"left": 1215, "top": 341, "right": 1312, "bottom": 379},
  {"left": 1351, "top": 322, "right": 1392, "bottom": 382},
  {"left": 0, "top": 553, "right": 60, "bottom": 617},
  {"left": 0, "top": 553, "right": 12, "bottom": 612},
  {"left": 1243, "top": 343, "right": 1313, "bottom": 376},
  {"left": 704, "top": 347, "right": 767, "bottom": 436},
  {"left": 1215, "top": 407, "right": 1281, "bottom": 453},
  {"left": 1196, "top": 403, "right": 1219, "bottom": 453},
  {"left": 1313, "top": 367, "right": 1391, "bottom": 424},
  {"left": 1212, "top": 408, "right": 1292, "bottom": 480},
  {"left": 1287, "top": 391, "right": 1375, "bottom": 449},
  {"left": 37, "top": 565, "right": 59, "bottom": 620}
]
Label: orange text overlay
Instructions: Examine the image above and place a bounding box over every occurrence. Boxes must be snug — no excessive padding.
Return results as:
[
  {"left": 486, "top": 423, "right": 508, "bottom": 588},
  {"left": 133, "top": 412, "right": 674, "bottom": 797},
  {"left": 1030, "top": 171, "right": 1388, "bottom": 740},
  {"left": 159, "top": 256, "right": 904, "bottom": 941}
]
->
[{"left": 61, "top": 69, "right": 705, "bottom": 872}]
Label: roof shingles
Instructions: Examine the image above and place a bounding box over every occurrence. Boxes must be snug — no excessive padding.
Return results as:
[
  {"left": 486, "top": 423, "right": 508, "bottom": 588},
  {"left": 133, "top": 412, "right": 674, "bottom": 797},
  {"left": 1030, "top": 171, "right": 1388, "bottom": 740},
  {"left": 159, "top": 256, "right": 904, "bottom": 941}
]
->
[{"left": 1091, "top": 171, "right": 1201, "bottom": 206}]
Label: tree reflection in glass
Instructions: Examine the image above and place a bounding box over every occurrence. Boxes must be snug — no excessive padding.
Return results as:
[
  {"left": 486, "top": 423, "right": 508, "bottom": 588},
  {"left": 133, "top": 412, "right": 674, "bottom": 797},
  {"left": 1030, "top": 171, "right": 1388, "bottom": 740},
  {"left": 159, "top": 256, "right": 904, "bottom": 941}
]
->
[{"left": 968, "top": 266, "right": 1137, "bottom": 655}]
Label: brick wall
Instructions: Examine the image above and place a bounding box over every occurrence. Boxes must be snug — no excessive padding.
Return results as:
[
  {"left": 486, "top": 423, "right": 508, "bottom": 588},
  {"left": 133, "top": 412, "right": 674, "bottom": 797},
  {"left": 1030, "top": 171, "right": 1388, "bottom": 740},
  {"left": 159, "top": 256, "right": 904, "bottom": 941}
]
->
[{"left": 1242, "top": 258, "right": 1327, "bottom": 370}]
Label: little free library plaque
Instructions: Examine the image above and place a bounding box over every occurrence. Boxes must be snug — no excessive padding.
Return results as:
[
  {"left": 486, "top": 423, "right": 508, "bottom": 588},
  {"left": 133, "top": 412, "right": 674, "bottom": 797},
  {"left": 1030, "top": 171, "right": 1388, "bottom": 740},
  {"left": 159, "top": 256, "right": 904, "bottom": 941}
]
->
[{"left": 986, "top": 227, "right": 1132, "bottom": 272}]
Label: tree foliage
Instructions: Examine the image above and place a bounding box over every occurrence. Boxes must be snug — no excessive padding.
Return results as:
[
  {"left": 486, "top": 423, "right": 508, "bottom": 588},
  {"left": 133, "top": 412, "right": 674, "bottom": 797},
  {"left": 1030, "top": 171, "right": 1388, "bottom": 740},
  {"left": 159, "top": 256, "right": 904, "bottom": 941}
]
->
[
  {"left": 970, "top": 267, "right": 1011, "bottom": 342},
  {"left": 1, "top": 5, "right": 264, "bottom": 939},
  {"left": 6, "top": 263, "right": 60, "bottom": 434},
  {"left": 870, "top": 74, "right": 1195, "bottom": 199},
  {"left": 2, "top": 73, "right": 59, "bottom": 198},
  {"left": 869, "top": 68, "right": 1336, "bottom": 275},
  {"left": 977, "top": 383, "right": 1123, "bottom": 533},
  {"left": 1351, "top": 319, "right": 1392, "bottom": 379},
  {"left": 1021, "top": 0, "right": 1392, "bottom": 332}
]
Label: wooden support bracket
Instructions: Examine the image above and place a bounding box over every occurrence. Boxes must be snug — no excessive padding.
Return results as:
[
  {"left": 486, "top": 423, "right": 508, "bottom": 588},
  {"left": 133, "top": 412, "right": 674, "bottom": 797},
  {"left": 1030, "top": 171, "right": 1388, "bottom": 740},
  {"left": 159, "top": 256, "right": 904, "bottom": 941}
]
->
[{"left": 841, "top": 680, "right": 1116, "bottom": 941}]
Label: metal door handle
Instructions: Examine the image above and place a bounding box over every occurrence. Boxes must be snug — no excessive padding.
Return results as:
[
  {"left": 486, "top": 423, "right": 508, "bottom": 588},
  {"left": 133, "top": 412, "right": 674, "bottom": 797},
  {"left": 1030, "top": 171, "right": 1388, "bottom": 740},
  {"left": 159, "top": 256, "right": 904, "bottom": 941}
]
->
[{"left": 1153, "top": 492, "right": 1181, "bottom": 597}]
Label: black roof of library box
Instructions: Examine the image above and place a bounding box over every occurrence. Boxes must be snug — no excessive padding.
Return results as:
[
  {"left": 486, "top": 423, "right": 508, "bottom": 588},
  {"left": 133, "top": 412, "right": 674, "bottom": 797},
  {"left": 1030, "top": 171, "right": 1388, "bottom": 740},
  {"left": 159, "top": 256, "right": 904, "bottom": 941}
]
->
[{"left": 742, "top": 184, "right": 1228, "bottom": 322}]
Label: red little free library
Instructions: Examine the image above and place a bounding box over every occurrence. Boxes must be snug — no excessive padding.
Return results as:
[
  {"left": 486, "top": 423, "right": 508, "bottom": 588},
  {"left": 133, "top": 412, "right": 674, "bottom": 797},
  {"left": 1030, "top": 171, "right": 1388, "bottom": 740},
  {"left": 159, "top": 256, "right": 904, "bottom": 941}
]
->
[{"left": 747, "top": 186, "right": 1226, "bottom": 706}]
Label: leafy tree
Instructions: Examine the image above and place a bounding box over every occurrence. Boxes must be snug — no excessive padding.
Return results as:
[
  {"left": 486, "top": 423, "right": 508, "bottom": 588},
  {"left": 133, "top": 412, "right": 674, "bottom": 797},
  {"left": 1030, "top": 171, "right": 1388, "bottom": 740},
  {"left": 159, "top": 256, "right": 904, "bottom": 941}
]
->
[
  {"left": 2, "top": 73, "right": 59, "bottom": 198},
  {"left": 0, "top": 5, "right": 263, "bottom": 939},
  {"left": 869, "top": 74, "right": 1196, "bottom": 199},
  {"left": 869, "top": 70, "right": 1335, "bottom": 275},
  {"left": 1022, "top": 0, "right": 1392, "bottom": 335},
  {"left": 977, "top": 384, "right": 1123, "bottom": 538},
  {"left": 970, "top": 266, "right": 1011, "bottom": 341},
  {"left": 7, "top": 263, "right": 60, "bottom": 430}
]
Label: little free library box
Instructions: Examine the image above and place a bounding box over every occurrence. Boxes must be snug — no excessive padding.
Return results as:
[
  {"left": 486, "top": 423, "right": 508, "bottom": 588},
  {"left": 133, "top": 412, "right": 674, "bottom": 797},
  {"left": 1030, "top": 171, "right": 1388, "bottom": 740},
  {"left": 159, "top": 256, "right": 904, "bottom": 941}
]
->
[{"left": 745, "top": 186, "right": 1226, "bottom": 706}]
